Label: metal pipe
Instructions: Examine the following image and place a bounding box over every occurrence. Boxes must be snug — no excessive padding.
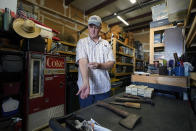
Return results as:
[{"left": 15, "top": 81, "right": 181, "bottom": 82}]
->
[{"left": 102, "top": 0, "right": 161, "bottom": 22}]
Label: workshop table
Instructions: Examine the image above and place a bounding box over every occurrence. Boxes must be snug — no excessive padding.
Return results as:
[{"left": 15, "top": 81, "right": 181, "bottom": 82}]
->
[
  {"left": 71, "top": 93, "right": 196, "bottom": 131},
  {"left": 131, "top": 74, "right": 189, "bottom": 93}
]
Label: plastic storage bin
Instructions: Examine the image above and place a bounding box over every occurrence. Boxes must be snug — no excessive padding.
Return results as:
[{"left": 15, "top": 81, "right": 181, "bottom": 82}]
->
[
  {"left": 174, "top": 66, "right": 184, "bottom": 76},
  {"left": 151, "top": 3, "right": 168, "bottom": 21},
  {"left": 166, "top": 0, "right": 190, "bottom": 22}
]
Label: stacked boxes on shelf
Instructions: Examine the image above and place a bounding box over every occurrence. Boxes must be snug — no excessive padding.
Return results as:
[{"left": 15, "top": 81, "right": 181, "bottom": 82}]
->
[
  {"left": 151, "top": 3, "right": 168, "bottom": 22},
  {"left": 116, "top": 65, "right": 132, "bottom": 73},
  {"left": 118, "top": 45, "right": 133, "bottom": 56},
  {"left": 137, "top": 86, "right": 147, "bottom": 97},
  {"left": 144, "top": 88, "right": 154, "bottom": 98},
  {"left": 125, "top": 85, "right": 154, "bottom": 98},
  {"left": 51, "top": 41, "right": 76, "bottom": 53},
  {"left": 49, "top": 40, "right": 77, "bottom": 72},
  {"left": 116, "top": 56, "right": 133, "bottom": 64},
  {"left": 108, "top": 37, "right": 135, "bottom": 77}
]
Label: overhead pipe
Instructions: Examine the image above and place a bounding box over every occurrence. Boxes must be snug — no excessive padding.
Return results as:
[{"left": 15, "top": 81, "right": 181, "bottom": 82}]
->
[
  {"left": 102, "top": 0, "right": 161, "bottom": 22},
  {"left": 109, "top": 12, "right": 152, "bottom": 27},
  {"left": 79, "top": 0, "right": 161, "bottom": 34},
  {"left": 124, "top": 20, "right": 151, "bottom": 31}
]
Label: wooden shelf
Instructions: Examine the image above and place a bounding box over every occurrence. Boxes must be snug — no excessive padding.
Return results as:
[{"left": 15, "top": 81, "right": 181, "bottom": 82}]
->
[
  {"left": 0, "top": 48, "right": 24, "bottom": 55},
  {"left": 184, "top": 0, "right": 196, "bottom": 47},
  {"left": 116, "top": 39, "right": 134, "bottom": 49},
  {"left": 154, "top": 43, "right": 165, "bottom": 48},
  {"left": 136, "top": 58, "right": 143, "bottom": 61},
  {"left": 117, "top": 52, "right": 133, "bottom": 58},
  {"left": 184, "top": 0, "right": 195, "bottom": 28},
  {"left": 150, "top": 24, "right": 173, "bottom": 31},
  {"left": 186, "top": 16, "right": 196, "bottom": 47},
  {"left": 150, "top": 25, "right": 174, "bottom": 64},
  {"left": 107, "top": 37, "right": 135, "bottom": 78},
  {"left": 56, "top": 51, "right": 76, "bottom": 55},
  {"left": 70, "top": 70, "right": 78, "bottom": 72},
  {"left": 59, "top": 41, "right": 76, "bottom": 47},
  {"left": 116, "top": 62, "right": 133, "bottom": 66},
  {"left": 66, "top": 61, "right": 75, "bottom": 64},
  {"left": 115, "top": 72, "right": 132, "bottom": 76},
  {"left": 135, "top": 67, "right": 143, "bottom": 70},
  {"left": 110, "top": 78, "right": 120, "bottom": 82}
]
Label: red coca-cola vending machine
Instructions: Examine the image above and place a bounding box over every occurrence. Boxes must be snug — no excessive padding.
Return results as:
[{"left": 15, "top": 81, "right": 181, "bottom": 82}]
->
[{"left": 24, "top": 52, "right": 66, "bottom": 131}]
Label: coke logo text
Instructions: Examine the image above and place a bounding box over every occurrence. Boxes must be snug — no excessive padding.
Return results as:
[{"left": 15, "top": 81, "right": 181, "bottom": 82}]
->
[{"left": 46, "top": 57, "right": 64, "bottom": 69}]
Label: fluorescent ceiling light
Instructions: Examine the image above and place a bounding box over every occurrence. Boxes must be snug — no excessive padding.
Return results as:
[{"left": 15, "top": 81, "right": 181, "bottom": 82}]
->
[
  {"left": 117, "top": 16, "right": 129, "bottom": 26},
  {"left": 129, "top": 0, "right": 136, "bottom": 4}
]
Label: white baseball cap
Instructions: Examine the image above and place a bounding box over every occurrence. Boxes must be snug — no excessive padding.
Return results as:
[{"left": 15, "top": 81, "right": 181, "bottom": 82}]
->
[{"left": 88, "top": 15, "right": 102, "bottom": 27}]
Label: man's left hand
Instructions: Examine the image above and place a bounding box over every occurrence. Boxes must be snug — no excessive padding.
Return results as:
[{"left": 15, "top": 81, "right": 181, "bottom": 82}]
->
[{"left": 88, "top": 62, "right": 100, "bottom": 69}]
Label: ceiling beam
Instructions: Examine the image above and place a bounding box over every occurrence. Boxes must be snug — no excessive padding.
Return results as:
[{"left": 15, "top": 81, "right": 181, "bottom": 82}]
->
[
  {"left": 64, "top": 0, "right": 74, "bottom": 5},
  {"left": 102, "top": 0, "right": 161, "bottom": 22},
  {"left": 109, "top": 12, "right": 152, "bottom": 27},
  {"left": 85, "top": 0, "right": 117, "bottom": 15},
  {"left": 126, "top": 25, "right": 149, "bottom": 32},
  {"left": 124, "top": 20, "right": 152, "bottom": 31}
]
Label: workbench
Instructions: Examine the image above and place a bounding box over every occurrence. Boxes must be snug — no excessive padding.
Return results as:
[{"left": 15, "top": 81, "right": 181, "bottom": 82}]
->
[
  {"left": 50, "top": 93, "right": 196, "bottom": 131},
  {"left": 131, "top": 74, "right": 189, "bottom": 94}
]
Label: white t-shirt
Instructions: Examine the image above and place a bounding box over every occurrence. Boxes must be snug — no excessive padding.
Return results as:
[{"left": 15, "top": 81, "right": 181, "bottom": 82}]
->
[{"left": 76, "top": 36, "right": 115, "bottom": 95}]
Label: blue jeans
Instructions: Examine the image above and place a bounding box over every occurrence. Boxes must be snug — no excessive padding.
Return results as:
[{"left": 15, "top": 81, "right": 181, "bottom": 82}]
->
[{"left": 79, "top": 91, "right": 111, "bottom": 108}]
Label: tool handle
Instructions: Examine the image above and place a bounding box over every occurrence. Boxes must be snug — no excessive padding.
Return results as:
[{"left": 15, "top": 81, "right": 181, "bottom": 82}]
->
[
  {"left": 97, "top": 101, "right": 129, "bottom": 117},
  {"left": 124, "top": 102, "right": 140, "bottom": 108},
  {"left": 115, "top": 97, "right": 155, "bottom": 106},
  {"left": 123, "top": 93, "right": 141, "bottom": 99},
  {"left": 123, "top": 94, "right": 155, "bottom": 105},
  {"left": 115, "top": 97, "right": 139, "bottom": 103}
]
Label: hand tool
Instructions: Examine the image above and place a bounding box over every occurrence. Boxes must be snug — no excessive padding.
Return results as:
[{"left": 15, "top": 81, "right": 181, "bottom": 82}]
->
[
  {"left": 124, "top": 93, "right": 153, "bottom": 100},
  {"left": 115, "top": 97, "right": 155, "bottom": 106},
  {"left": 123, "top": 93, "right": 142, "bottom": 99},
  {"left": 96, "top": 101, "right": 141, "bottom": 129},
  {"left": 109, "top": 102, "right": 141, "bottom": 109}
]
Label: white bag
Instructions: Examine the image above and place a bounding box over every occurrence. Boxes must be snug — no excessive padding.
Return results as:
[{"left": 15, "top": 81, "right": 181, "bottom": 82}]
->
[{"left": 2, "top": 97, "right": 19, "bottom": 113}]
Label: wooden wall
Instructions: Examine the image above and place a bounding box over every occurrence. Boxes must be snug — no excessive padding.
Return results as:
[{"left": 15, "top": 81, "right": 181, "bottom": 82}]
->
[{"left": 21, "top": 0, "right": 109, "bottom": 43}]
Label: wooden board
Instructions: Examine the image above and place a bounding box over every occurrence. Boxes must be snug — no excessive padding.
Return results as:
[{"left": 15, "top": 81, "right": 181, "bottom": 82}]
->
[
  {"left": 157, "top": 76, "right": 187, "bottom": 88},
  {"left": 186, "top": 16, "right": 196, "bottom": 47},
  {"left": 44, "top": 0, "right": 64, "bottom": 14},
  {"left": 132, "top": 74, "right": 188, "bottom": 88},
  {"left": 154, "top": 43, "right": 164, "bottom": 48},
  {"left": 190, "top": 72, "right": 196, "bottom": 81}
]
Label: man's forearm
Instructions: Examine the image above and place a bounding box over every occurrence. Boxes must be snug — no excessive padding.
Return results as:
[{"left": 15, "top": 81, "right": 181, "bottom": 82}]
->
[
  {"left": 99, "top": 61, "right": 115, "bottom": 70},
  {"left": 79, "top": 58, "right": 89, "bottom": 84}
]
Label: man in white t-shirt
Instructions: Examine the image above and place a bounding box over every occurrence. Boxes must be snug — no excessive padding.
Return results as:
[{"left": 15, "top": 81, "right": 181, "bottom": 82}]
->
[{"left": 76, "top": 15, "right": 115, "bottom": 108}]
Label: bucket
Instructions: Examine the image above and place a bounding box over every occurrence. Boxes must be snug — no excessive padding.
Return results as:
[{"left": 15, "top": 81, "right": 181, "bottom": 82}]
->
[{"left": 174, "top": 66, "right": 184, "bottom": 76}]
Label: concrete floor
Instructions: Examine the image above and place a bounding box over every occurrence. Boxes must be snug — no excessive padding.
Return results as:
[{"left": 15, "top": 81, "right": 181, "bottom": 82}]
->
[
  {"left": 38, "top": 124, "right": 66, "bottom": 131},
  {"left": 40, "top": 127, "right": 52, "bottom": 131},
  {"left": 39, "top": 128, "right": 52, "bottom": 131}
]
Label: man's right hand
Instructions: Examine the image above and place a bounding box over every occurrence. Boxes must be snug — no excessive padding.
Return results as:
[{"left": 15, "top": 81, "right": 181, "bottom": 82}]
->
[{"left": 76, "top": 83, "right": 90, "bottom": 99}]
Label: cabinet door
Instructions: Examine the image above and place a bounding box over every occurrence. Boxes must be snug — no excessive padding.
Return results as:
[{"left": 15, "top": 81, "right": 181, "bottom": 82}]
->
[
  {"left": 28, "top": 54, "right": 44, "bottom": 114},
  {"left": 44, "top": 74, "right": 65, "bottom": 109},
  {"left": 43, "top": 56, "right": 66, "bottom": 109}
]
